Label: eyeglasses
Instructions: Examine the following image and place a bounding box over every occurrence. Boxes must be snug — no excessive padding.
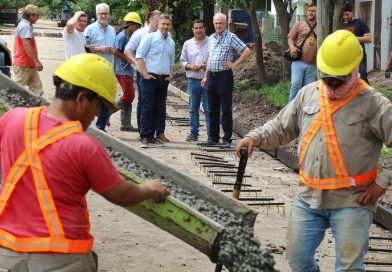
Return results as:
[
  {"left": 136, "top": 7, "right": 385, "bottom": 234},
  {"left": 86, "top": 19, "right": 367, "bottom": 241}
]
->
[
  {"left": 322, "top": 78, "right": 346, "bottom": 89},
  {"left": 97, "top": 12, "right": 109, "bottom": 16}
]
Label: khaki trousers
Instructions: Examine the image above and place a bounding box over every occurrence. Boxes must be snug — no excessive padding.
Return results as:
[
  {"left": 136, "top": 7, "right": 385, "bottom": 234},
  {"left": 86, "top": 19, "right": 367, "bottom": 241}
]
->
[
  {"left": 0, "top": 247, "right": 97, "bottom": 272},
  {"left": 12, "top": 65, "right": 43, "bottom": 96}
]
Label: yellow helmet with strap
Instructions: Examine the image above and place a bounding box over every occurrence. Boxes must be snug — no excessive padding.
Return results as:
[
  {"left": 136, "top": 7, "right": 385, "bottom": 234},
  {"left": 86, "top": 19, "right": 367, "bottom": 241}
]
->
[
  {"left": 123, "top": 12, "right": 142, "bottom": 25},
  {"left": 54, "top": 53, "right": 116, "bottom": 108},
  {"left": 317, "top": 30, "right": 363, "bottom": 76}
]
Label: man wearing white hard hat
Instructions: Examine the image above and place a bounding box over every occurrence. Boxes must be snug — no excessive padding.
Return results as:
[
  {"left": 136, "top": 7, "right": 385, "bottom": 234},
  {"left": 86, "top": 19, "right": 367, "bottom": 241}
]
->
[
  {"left": 13, "top": 4, "right": 44, "bottom": 95},
  {"left": 237, "top": 30, "right": 391, "bottom": 271}
]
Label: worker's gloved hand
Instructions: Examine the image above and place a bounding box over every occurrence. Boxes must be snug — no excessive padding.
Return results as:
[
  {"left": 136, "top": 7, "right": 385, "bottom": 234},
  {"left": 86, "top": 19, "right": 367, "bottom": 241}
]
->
[
  {"left": 353, "top": 182, "right": 386, "bottom": 206},
  {"left": 236, "top": 136, "right": 255, "bottom": 158},
  {"left": 144, "top": 179, "right": 170, "bottom": 203}
]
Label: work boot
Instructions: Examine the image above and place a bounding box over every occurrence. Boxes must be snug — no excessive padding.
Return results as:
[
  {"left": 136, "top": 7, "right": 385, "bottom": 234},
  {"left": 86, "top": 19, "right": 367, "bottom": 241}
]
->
[
  {"left": 120, "top": 104, "right": 138, "bottom": 132},
  {"left": 107, "top": 97, "right": 123, "bottom": 127}
]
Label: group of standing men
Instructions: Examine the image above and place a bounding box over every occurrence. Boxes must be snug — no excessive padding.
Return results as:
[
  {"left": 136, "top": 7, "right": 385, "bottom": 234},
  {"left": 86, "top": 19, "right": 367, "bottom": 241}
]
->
[
  {"left": 287, "top": 1, "right": 372, "bottom": 102},
  {"left": 62, "top": 5, "right": 253, "bottom": 148}
]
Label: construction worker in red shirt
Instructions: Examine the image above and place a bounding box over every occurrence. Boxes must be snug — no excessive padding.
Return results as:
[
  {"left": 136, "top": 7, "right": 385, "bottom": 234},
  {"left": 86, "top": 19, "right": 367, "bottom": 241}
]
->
[
  {"left": 236, "top": 30, "right": 390, "bottom": 271},
  {"left": 0, "top": 53, "right": 170, "bottom": 271}
]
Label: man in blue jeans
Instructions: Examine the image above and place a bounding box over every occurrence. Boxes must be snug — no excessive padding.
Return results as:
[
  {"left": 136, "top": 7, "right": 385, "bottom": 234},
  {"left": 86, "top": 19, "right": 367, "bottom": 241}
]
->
[
  {"left": 287, "top": 4, "right": 317, "bottom": 102},
  {"left": 236, "top": 30, "right": 390, "bottom": 272},
  {"left": 136, "top": 14, "right": 175, "bottom": 148},
  {"left": 180, "top": 19, "right": 209, "bottom": 141}
]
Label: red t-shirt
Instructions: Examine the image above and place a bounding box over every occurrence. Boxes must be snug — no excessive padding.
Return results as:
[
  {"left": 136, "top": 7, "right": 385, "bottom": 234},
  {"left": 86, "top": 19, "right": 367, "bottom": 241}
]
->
[
  {"left": 0, "top": 107, "right": 122, "bottom": 239},
  {"left": 13, "top": 18, "right": 38, "bottom": 67}
]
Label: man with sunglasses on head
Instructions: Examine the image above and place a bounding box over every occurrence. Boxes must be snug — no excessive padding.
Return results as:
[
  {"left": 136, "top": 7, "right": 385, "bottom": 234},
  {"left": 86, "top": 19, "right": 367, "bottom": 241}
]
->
[
  {"left": 84, "top": 3, "right": 116, "bottom": 132},
  {"left": 236, "top": 30, "right": 391, "bottom": 272},
  {"left": 13, "top": 4, "right": 44, "bottom": 96}
]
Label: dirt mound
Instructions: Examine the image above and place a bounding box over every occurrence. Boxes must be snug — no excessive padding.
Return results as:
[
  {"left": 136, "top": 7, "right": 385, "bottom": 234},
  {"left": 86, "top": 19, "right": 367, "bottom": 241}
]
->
[
  {"left": 233, "top": 43, "right": 284, "bottom": 85},
  {"left": 368, "top": 70, "right": 392, "bottom": 88}
]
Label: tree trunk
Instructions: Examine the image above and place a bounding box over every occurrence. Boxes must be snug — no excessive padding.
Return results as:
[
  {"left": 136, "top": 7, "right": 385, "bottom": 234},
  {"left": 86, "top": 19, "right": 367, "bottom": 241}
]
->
[
  {"left": 243, "top": 0, "right": 265, "bottom": 85},
  {"left": 272, "top": 0, "right": 294, "bottom": 80},
  {"left": 317, "top": 0, "right": 331, "bottom": 49},
  {"left": 203, "top": 0, "right": 215, "bottom": 36},
  {"left": 332, "top": 0, "right": 345, "bottom": 31}
]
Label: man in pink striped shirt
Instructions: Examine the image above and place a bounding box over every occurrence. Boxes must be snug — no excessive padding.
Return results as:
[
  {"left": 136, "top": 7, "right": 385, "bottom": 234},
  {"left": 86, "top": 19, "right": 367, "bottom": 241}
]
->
[{"left": 180, "top": 19, "right": 209, "bottom": 142}]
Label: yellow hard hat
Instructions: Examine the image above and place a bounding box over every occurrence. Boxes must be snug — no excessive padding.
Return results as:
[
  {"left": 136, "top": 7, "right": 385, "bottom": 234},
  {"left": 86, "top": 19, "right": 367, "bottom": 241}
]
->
[
  {"left": 317, "top": 30, "right": 363, "bottom": 76},
  {"left": 54, "top": 53, "right": 117, "bottom": 108},
  {"left": 123, "top": 12, "right": 142, "bottom": 25}
]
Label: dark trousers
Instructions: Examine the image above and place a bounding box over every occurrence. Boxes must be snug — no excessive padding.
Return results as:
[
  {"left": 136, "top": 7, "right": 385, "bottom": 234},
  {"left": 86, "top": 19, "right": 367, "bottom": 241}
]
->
[
  {"left": 139, "top": 77, "right": 169, "bottom": 140},
  {"left": 359, "top": 56, "right": 369, "bottom": 84},
  {"left": 96, "top": 105, "right": 109, "bottom": 131},
  {"left": 136, "top": 72, "right": 166, "bottom": 136},
  {"left": 206, "top": 70, "right": 233, "bottom": 143}
]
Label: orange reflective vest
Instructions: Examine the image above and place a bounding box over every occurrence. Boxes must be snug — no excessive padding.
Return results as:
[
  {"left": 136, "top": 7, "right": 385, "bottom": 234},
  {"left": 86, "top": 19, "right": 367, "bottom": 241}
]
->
[
  {"left": 0, "top": 107, "right": 94, "bottom": 253},
  {"left": 299, "top": 80, "right": 378, "bottom": 190}
]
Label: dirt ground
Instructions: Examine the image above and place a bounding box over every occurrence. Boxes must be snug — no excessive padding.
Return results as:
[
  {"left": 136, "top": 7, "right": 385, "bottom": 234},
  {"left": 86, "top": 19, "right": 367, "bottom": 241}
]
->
[{"left": 1, "top": 20, "right": 391, "bottom": 272}]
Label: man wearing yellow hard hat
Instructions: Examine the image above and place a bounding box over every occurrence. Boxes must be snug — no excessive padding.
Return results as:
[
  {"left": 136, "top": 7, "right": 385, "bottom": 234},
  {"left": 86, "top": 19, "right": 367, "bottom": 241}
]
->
[
  {"left": 108, "top": 12, "right": 142, "bottom": 131},
  {"left": 236, "top": 30, "right": 391, "bottom": 271},
  {"left": 0, "top": 53, "right": 169, "bottom": 271}
]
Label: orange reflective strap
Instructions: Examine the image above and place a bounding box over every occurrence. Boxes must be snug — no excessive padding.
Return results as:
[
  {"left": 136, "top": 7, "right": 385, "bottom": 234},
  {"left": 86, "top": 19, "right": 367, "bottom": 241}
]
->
[
  {"left": 0, "top": 228, "right": 93, "bottom": 253},
  {"left": 320, "top": 91, "right": 348, "bottom": 177},
  {"left": 300, "top": 167, "right": 378, "bottom": 190},
  {"left": 0, "top": 107, "right": 93, "bottom": 253},
  {"left": 299, "top": 80, "right": 373, "bottom": 189}
]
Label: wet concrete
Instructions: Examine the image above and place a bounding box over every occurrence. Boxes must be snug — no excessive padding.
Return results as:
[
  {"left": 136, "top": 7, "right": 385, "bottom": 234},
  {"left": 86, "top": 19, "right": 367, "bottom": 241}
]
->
[{"left": 110, "top": 150, "right": 276, "bottom": 272}]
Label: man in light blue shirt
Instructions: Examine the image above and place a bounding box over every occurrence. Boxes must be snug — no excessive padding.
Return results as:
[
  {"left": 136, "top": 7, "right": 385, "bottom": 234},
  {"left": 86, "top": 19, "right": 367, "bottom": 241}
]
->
[
  {"left": 84, "top": 3, "right": 116, "bottom": 131},
  {"left": 125, "top": 10, "right": 171, "bottom": 142},
  {"left": 136, "top": 14, "right": 175, "bottom": 148}
]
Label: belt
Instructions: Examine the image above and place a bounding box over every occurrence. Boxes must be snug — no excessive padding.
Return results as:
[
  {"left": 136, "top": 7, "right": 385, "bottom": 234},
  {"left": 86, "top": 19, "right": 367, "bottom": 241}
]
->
[
  {"left": 188, "top": 77, "right": 202, "bottom": 81},
  {"left": 149, "top": 73, "right": 169, "bottom": 80},
  {"left": 209, "top": 70, "right": 230, "bottom": 77}
]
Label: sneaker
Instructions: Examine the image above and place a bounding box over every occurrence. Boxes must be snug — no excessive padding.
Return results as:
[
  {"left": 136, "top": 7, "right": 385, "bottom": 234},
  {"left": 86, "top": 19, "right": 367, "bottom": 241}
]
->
[
  {"left": 140, "top": 138, "right": 149, "bottom": 148},
  {"left": 156, "top": 133, "right": 170, "bottom": 142},
  {"left": 185, "top": 133, "right": 198, "bottom": 142},
  {"left": 148, "top": 138, "right": 164, "bottom": 148},
  {"left": 221, "top": 139, "right": 231, "bottom": 148}
]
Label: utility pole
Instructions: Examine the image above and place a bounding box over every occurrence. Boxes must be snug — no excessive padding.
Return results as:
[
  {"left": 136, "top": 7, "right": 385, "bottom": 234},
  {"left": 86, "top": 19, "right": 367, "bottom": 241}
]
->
[{"left": 317, "top": 0, "right": 330, "bottom": 49}]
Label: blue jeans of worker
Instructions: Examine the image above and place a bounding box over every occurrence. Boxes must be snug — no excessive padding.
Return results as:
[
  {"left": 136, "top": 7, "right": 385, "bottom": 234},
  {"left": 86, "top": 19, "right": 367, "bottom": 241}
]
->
[
  {"left": 96, "top": 105, "right": 109, "bottom": 131},
  {"left": 288, "top": 60, "right": 317, "bottom": 102},
  {"left": 139, "top": 77, "right": 168, "bottom": 140},
  {"left": 188, "top": 79, "right": 209, "bottom": 136},
  {"left": 137, "top": 72, "right": 166, "bottom": 136},
  {"left": 286, "top": 196, "right": 373, "bottom": 272},
  {"left": 206, "top": 70, "right": 233, "bottom": 143}
]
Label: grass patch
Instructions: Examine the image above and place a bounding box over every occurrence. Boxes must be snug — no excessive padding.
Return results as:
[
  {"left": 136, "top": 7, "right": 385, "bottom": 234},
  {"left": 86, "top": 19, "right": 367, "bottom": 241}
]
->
[
  {"left": 261, "top": 81, "right": 290, "bottom": 108},
  {"left": 379, "top": 145, "right": 390, "bottom": 165},
  {"left": 377, "top": 87, "right": 392, "bottom": 101},
  {"left": 235, "top": 79, "right": 252, "bottom": 89}
]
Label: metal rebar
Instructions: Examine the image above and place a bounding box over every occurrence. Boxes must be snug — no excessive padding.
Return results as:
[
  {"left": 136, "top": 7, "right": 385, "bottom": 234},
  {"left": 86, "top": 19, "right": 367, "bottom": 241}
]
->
[
  {"left": 212, "top": 182, "right": 252, "bottom": 187},
  {"left": 247, "top": 202, "right": 285, "bottom": 206},
  {"left": 368, "top": 247, "right": 392, "bottom": 253},
  {"left": 364, "top": 261, "right": 392, "bottom": 266},
  {"left": 190, "top": 153, "right": 224, "bottom": 160},
  {"left": 369, "top": 236, "right": 392, "bottom": 241},
  {"left": 221, "top": 189, "right": 263, "bottom": 193},
  {"left": 193, "top": 157, "right": 228, "bottom": 163},
  {"left": 238, "top": 197, "right": 274, "bottom": 201}
]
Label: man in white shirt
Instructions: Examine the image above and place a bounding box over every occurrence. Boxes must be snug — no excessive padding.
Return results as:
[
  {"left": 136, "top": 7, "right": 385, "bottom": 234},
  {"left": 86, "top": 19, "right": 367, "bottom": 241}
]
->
[{"left": 63, "top": 11, "right": 88, "bottom": 60}]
